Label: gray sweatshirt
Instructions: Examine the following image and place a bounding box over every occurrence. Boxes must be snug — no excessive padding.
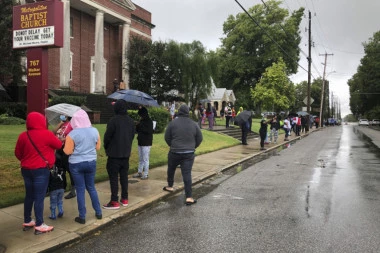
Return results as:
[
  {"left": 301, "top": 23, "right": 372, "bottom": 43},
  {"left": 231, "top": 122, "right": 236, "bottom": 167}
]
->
[{"left": 164, "top": 104, "right": 203, "bottom": 153}]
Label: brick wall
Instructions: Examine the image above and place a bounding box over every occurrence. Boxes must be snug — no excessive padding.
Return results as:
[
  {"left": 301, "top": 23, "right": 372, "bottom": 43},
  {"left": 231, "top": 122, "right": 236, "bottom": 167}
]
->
[{"left": 46, "top": 2, "right": 152, "bottom": 96}]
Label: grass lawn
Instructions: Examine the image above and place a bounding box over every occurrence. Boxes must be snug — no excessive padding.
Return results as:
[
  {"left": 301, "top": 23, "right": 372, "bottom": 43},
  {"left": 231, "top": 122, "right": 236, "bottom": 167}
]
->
[
  {"left": 0, "top": 117, "right": 285, "bottom": 208},
  {"left": 0, "top": 123, "right": 240, "bottom": 208}
]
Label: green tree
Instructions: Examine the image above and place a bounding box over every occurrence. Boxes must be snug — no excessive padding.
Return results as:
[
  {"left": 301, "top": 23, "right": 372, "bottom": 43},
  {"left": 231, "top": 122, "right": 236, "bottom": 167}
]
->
[
  {"left": 0, "top": 0, "right": 25, "bottom": 86},
  {"left": 179, "top": 41, "right": 213, "bottom": 107},
  {"left": 128, "top": 35, "right": 153, "bottom": 94},
  {"left": 216, "top": 0, "right": 304, "bottom": 108},
  {"left": 251, "top": 58, "right": 295, "bottom": 112},
  {"left": 348, "top": 31, "right": 380, "bottom": 118}
]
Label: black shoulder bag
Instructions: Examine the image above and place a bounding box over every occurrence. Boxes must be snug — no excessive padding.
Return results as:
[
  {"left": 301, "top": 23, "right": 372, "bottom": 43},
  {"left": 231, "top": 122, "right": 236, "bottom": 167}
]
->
[{"left": 27, "top": 131, "right": 51, "bottom": 170}]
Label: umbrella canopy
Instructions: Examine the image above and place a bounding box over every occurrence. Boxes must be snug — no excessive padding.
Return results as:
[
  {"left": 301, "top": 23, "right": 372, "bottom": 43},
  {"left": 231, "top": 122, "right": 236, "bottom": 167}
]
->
[
  {"left": 107, "top": 89, "right": 159, "bottom": 107},
  {"left": 235, "top": 110, "right": 253, "bottom": 125},
  {"left": 297, "top": 111, "right": 309, "bottom": 116},
  {"left": 45, "top": 103, "right": 82, "bottom": 126},
  {"left": 199, "top": 98, "right": 211, "bottom": 103}
]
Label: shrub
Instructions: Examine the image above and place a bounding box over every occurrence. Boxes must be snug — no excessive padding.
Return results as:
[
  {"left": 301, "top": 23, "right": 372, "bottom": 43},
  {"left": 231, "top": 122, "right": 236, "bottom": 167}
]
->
[
  {"left": 0, "top": 102, "right": 27, "bottom": 119},
  {"left": 49, "top": 96, "right": 86, "bottom": 106},
  {"left": 0, "top": 114, "right": 25, "bottom": 125}
]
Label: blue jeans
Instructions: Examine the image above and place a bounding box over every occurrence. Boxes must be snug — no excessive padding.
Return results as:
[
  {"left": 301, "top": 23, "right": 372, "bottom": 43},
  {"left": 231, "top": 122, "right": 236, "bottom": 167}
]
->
[
  {"left": 138, "top": 146, "right": 151, "bottom": 177},
  {"left": 22, "top": 168, "right": 50, "bottom": 226},
  {"left": 69, "top": 160, "right": 102, "bottom": 219},
  {"left": 167, "top": 152, "right": 195, "bottom": 198},
  {"left": 50, "top": 189, "right": 64, "bottom": 210}
]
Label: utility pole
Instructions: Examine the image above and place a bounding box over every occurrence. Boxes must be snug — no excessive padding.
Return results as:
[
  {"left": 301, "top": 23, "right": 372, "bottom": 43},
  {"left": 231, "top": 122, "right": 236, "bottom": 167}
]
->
[
  {"left": 319, "top": 53, "right": 333, "bottom": 127},
  {"left": 307, "top": 11, "right": 311, "bottom": 113}
]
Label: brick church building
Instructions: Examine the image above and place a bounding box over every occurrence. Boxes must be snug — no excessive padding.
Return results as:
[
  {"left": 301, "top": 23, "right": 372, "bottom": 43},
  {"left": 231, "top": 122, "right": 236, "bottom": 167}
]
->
[{"left": 30, "top": 0, "right": 154, "bottom": 95}]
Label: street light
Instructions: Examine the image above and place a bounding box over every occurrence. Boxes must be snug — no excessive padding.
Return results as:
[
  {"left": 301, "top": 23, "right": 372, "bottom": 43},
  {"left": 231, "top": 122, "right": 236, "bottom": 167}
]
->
[{"left": 319, "top": 71, "right": 335, "bottom": 127}]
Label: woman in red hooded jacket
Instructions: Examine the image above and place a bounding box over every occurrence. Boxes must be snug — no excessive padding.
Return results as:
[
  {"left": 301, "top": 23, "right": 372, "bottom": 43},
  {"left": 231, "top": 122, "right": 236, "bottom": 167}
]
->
[{"left": 15, "top": 112, "right": 62, "bottom": 235}]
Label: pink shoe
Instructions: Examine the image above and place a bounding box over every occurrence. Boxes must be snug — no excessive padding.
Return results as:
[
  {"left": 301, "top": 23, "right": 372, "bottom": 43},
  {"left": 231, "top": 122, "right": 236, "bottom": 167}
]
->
[
  {"left": 22, "top": 219, "right": 36, "bottom": 231},
  {"left": 34, "top": 223, "right": 54, "bottom": 235}
]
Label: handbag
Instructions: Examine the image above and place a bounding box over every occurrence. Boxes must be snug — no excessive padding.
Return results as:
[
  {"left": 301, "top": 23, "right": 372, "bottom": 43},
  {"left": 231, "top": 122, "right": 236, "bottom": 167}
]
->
[{"left": 27, "top": 131, "right": 52, "bottom": 170}]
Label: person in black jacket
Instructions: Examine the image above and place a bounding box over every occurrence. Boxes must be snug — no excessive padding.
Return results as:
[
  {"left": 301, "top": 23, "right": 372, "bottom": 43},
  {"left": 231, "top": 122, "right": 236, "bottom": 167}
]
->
[
  {"left": 133, "top": 107, "right": 153, "bottom": 180},
  {"left": 48, "top": 166, "right": 65, "bottom": 220},
  {"left": 259, "top": 119, "right": 269, "bottom": 150},
  {"left": 103, "top": 100, "right": 135, "bottom": 209}
]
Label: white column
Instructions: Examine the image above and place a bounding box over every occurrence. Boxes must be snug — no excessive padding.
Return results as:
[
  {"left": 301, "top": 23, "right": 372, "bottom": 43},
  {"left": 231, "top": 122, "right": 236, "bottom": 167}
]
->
[
  {"left": 60, "top": 0, "right": 71, "bottom": 88},
  {"left": 122, "top": 21, "right": 131, "bottom": 90},
  {"left": 94, "top": 10, "right": 105, "bottom": 93}
]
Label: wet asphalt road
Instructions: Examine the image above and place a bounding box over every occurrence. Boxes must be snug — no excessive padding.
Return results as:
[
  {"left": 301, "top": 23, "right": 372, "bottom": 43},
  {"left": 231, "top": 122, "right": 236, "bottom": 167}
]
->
[{"left": 57, "top": 125, "right": 380, "bottom": 253}]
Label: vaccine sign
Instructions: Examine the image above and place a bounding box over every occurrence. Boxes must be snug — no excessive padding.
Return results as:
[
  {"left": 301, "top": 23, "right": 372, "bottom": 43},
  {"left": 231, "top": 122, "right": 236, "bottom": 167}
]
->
[
  {"left": 14, "top": 26, "right": 55, "bottom": 48},
  {"left": 13, "top": 0, "right": 63, "bottom": 49}
]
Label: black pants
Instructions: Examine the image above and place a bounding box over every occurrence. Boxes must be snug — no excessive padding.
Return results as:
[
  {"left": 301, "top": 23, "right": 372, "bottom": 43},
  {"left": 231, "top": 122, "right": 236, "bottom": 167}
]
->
[
  {"left": 225, "top": 116, "right": 232, "bottom": 128},
  {"left": 167, "top": 152, "right": 194, "bottom": 198},
  {"left": 106, "top": 157, "right": 129, "bottom": 201},
  {"left": 241, "top": 127, "right": 248, "bottom": 144}
]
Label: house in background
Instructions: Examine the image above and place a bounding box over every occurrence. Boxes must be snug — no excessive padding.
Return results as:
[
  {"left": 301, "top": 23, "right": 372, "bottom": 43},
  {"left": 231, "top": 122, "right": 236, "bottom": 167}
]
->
[{"left": 205, "top": 82, "right": 236, "bottom": 117}]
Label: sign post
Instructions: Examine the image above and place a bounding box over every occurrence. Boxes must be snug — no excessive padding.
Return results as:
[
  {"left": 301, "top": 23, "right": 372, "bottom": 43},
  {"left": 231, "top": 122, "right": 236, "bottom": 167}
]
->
[{"left": 13, "top": 0, "right": 63, "bottom": 115}]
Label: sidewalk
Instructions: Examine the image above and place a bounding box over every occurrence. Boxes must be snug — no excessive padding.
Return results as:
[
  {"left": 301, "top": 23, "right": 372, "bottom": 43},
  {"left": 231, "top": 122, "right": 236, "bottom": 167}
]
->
[{"left": 0, "top": 126, "right": 318, "bottom": 253}]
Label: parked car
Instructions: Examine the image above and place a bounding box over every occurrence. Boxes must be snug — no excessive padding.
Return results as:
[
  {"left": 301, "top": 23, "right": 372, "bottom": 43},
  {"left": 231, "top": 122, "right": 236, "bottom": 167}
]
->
[
  {"left": 358, "top": 119, "right": 369, "bottom": 126},
  {"left": 370, "top": 119, "right": 380, "bottom": 126}
]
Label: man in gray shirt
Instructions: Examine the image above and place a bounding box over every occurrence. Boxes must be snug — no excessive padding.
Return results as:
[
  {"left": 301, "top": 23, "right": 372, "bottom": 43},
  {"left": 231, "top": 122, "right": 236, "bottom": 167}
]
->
[{"left": 163, "top": 104, "right": 203, "bottom": 205}]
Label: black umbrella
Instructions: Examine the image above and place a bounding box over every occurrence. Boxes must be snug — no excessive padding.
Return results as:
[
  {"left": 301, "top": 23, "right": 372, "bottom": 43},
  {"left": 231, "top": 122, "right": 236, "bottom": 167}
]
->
[
  {"left": 108, "top": 89, "right": 159, "bottom": 107},
  {"left": 235, "top": 110, "right": 253, "bottom": 125}
]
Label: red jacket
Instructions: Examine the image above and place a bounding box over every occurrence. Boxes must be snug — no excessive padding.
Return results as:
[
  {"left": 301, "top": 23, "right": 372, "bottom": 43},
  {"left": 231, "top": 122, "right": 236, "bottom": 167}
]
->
[{"left": 15, "top": 112, "right": 62, "bottom": 169}]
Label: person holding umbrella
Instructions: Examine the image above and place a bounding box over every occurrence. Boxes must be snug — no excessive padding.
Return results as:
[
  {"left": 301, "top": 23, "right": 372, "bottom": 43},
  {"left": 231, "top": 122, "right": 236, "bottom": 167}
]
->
[
  {"left": 103, "top": 100, "right": 135, "bottom": 209},
  {"left": 235, "top": 110, "right": 252, "bottom": 145}
]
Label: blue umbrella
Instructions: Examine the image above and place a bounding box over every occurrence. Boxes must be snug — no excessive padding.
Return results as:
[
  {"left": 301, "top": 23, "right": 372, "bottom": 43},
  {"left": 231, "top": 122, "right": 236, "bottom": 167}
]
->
[{"left": 107, "top": 89, "right": 159, "bottom": 107}]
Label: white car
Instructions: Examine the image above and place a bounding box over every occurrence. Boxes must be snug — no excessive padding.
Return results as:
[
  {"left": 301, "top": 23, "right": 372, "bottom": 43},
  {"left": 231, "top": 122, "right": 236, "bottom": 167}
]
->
[
  {"left": 359, "top": 119, "right": 369, "bottom": 126},
  {"left": 370, "top": 119, "right": 380, "bottom": 126}
]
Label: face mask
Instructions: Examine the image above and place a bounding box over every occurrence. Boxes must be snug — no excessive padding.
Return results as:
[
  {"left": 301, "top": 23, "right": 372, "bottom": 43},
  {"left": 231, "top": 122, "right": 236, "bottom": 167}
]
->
[{"left": 60, "top": 115, "right": 67, "bottom": 121}]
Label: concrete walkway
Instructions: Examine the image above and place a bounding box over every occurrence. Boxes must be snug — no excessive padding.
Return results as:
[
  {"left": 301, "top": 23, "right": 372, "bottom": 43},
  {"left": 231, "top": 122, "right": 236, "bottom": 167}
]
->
[{"left": 0, "top": 126, "right": 320, "bottom": 253}]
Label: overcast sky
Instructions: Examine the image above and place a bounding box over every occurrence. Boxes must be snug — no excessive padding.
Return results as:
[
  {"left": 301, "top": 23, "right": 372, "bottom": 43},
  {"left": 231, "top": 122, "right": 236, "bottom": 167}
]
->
[{"left": 132, "top": 0, "right": 380, "bottom": 117}]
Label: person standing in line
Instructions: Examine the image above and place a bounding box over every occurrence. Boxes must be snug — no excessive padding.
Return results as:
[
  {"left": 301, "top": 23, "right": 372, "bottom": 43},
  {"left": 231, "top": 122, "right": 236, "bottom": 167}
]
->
[
  {"left": 237, "top": 106, "right": 243, "bottom": 115},
  {"left": 170, "top": 102, "right": 176, "bottom": 120},
  {"left": 48, "top": 165, "right": 65, "bottom": 220},
  {"left": 53, "top": 115, "right": 76, "bottom": 199},
  {"left": 269, "top": 115, "right": 280, "bottom": 144},
  {"left": 103, "top": 100, "right": 135, "bottom": 209},
  {"left": 240, "top": 118, "right": 250, "bottom": 145},
  {"left": 259, "top": 119, "right": 269, "bottom": 150},
  {"left": 206, "top": 103, "right": 214, "bottom": 130},
  {"left": 63, "top": 109, "right": 102, "bottom": 224},
  {"left": 283, "top": 116, "right": 291, "bottom": 141},
  {"left": 119, "top": 79, "right": 126, "bottom": 90},
  {"left": 15, "top": 112, "right": 62, "bottom": 234},
  {"left": 197, "top": 103, "right": 204, "bottom": 129},
  {"left": 133, "top": 106, "right": 153, "bottom": 180},
  {"left": 231, "top": 107, "right": 236, "bottom": 126},
  {"left": 112, "top": 78, "right": 119, "bottom": 92},
  {"left": 163, "top": 104, "right": 203, "bottom": 205},
  {"left": 225, "top": 103, "right": 232, "bottom": 128}
]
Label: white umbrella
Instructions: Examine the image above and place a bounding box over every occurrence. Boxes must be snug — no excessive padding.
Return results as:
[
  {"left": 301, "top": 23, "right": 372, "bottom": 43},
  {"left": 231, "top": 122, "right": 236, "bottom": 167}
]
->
[{"left": 45, "top": 103, "right": 82, "bottom": 126}]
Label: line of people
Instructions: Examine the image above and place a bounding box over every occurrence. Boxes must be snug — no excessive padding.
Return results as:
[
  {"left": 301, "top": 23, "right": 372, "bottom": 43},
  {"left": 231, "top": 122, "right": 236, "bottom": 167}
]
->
[{"left": 15, "top": 101, "right": 202, "bottom": 235}]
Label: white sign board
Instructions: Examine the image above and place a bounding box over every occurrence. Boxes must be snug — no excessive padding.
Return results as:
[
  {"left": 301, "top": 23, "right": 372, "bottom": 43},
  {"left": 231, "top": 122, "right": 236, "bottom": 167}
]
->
[
  {"left": 13, "top": 26, "right": 55, "bottom": 48},
  {"left": 303, "top": 97, "right": 314, "bottom": 105}
]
